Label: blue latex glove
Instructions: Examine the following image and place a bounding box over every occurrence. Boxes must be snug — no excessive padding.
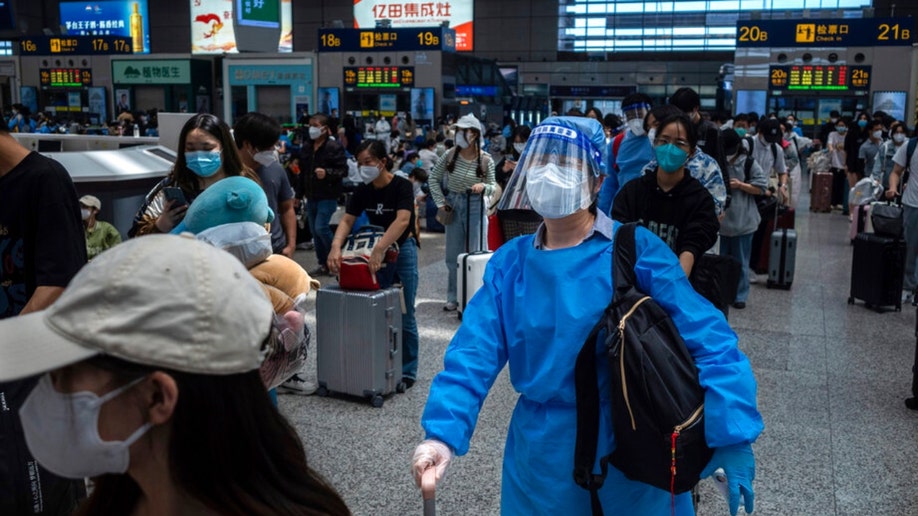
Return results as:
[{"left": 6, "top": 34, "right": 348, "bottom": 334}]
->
[{"left": 701, "top": 443, "right": 755, "bottom": 515}]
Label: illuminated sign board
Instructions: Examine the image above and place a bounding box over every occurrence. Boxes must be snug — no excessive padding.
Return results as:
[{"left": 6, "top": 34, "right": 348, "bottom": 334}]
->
[
  {"left": 354, "top": 0, "right": 473, "bottom": 51},
  {"left": 112, "top": 59, "right": 192, "bottom": 84},
  {"left": 317, "top": 27, "right": 455, "bottom": 52},
  {"left": 18, "top": 36, "right": 132, "bottom": 55},
  {"left": 344, "top": 66, "right": 414, "bottom": 89},
  {"left": 191, "top": 0, "right": 292, "bottom": 54},
  {"left": 60, "top": 0, "right": 150, "bottom": 54},
  {"left": 737, "top": 17, "right": 913, "bottom": 48},
  {"left": 40, "top": 68, "right": 93, "bottom": 88},
  {"left": 769, "top": 65, "right": 871, "bottom": 92}
]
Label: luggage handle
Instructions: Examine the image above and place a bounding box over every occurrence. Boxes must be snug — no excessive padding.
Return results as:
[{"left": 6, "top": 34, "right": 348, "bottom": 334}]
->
[
  {"left": 421, "top": 468, "right": 437, "bottom": 516},
  {"left": 464, "top": 188, "right": 486, "bottom": 254},
  {"left": 389, "top": 326, "right": 399, "bottom": 357}
]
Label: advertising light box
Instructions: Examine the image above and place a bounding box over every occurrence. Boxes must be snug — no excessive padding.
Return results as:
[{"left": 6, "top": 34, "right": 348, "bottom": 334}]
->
[
  {"left": 354, "top": 0, "right": 473, "bottom": 51},
  {"left": 60, "top": 1, "right": 149, "bottom": 53},
  {"left": 191, "top": 0, "right": 292, "bottom": 54}
]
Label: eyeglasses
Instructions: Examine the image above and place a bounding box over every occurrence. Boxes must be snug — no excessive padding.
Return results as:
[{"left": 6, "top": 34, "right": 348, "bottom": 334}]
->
[{"left": 654, "top": 137, "right": 691, "bottom": 150}]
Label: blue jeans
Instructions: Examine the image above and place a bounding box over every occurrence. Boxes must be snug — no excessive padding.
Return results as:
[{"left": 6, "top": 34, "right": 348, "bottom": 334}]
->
[
  {"left": 306, "top": 198, "right": 337, "bottom": 267},
  {"left": 904, "top": 205, "right": 918, "bottom": 291},
  {"left": 379, "top": 237, "right": 420, "bottom": 380},
  {"left": 444, "top": 191, "right": 488, "bottom": 304},
  {"left": 720, "top": 233, "right": 754, "bottom": 303}
]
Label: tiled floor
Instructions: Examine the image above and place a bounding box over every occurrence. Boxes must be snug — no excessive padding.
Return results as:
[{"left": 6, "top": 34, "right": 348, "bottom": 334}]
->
[{"left": 283, "top": 187, "right": 918, "bottom": 515}]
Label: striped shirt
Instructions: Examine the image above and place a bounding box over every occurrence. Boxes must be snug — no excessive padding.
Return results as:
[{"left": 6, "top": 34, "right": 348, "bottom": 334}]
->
[{"left": 428, "top": 149, "right": 497, "bottom": 208}]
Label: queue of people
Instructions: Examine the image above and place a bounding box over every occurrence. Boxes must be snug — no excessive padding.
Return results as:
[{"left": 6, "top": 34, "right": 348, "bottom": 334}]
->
[{"left": 6, "top": 93, "right": 915, "bottom": 514}]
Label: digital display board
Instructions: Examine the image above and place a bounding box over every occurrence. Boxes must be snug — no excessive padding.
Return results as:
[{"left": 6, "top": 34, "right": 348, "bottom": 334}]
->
[
  {"left": 191, "top": 0, "right": 292, "bottom": 54},
  {"left": 769, "top": 65, "right": 871, "bottom": 92},
  {"left": 344, "top": 66, "right": 414, "bottom": 89},
  {"left": 737, "top": 17, "right": 913, "bottom": 48},
  {"left": 354, "top": 0, "right": 473, "bottom": 51},
  {"left": 317, "top": 27, "right": 455, "bottom": 53},
  {"left": 60, "top": 1, "right": 149, "bottom": 53},
  {"left": 18, "top": 36, "right": 132, "bottom": 55},
  {"left": 40, "top": 68, "right": 93, "bottom": 88}
]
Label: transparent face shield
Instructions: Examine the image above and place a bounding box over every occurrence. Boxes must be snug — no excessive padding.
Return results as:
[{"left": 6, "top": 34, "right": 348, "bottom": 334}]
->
[{"left": 497, "top": 123, "right": 602, "bottom": 217}]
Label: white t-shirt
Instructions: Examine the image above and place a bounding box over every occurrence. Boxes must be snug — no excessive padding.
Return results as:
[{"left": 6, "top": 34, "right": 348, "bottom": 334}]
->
[{"left": 892, "top": 140, "right": 918, "bottom": 207}]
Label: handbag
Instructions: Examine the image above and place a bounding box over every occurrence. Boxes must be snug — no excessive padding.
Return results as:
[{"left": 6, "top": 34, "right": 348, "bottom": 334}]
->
[
  {"left": 343, "top": 225, "right": 399, "bottom": 262},
  {"left": 338, "top": 225, "right": 398, "bottom": 290},
  {"left": 871, "top": 201, "right": 904, "bottom": 238},
  {"left": 435, "top": 204, "right": 455, "bottom": 225},
  {"left": 338, "top": 255, "right": 380, "bottom": 291},
  {"left": 574, "top": 223, "right": 712, "bottom": 514}
]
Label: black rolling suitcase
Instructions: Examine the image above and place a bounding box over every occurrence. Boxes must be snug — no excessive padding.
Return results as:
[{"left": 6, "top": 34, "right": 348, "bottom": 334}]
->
[{"left": 848, "top": 233, "right": 905, "bottom": 312}]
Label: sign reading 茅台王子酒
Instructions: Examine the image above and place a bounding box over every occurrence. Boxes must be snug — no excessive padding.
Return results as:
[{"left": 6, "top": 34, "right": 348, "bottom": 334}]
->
[
  {"left": 737, "top": 17, "right": 913, "bottom": 48},
  {"left": 112, "top": 60, "right": 191, "bottom": 84}
]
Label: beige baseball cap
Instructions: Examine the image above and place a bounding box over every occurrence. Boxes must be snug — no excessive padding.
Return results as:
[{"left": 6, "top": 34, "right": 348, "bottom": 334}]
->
[
  {"left": 0, "top": 234, "right": 274, "bottom": 382},
  {"left": 79, "top": 195, "right": 101, "bottom": 211}
]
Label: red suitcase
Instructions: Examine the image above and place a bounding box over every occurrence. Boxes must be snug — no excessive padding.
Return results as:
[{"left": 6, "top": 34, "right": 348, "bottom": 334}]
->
[{"left": 810, "top": 172, "right": 833, "bottom": 212}]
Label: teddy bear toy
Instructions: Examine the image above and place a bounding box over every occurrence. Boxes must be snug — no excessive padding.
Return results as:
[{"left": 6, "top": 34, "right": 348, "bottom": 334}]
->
[{"left": 172, "top": 176, "right": 319, "bottom": 388}]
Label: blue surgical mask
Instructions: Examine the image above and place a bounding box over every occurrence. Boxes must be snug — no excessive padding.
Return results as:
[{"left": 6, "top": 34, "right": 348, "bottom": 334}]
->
[
  {"left": 836, "top": 126, "right": 847, "bottom": 134},
  {"left": 654, "top": 144, "right": 689, "bottom": 174},
  {"left": 857, "top": 120, "right": 868, "bottom": 128},
  {"left": 185, "top": 150, "right": 222, "bottom": 177}
]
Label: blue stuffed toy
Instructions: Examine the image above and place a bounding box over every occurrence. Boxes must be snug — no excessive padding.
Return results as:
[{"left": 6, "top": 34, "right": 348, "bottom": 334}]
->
[{"left": 170, "top": 176, "right": 275, "bottom": 235}]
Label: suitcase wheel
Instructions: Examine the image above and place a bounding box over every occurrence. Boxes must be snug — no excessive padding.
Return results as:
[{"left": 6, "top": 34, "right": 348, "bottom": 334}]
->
[
  {"left": 317, "top": 386, "right": 330, "bottom": 397},
  {"left": 847, "top": 297, "right": 854, "bottom": 305},
  {"left": 371, "top": 394, "right": 384, "bottom": 408},
  {"left": 396, "top": 381, "right": 407, "bottom": 394}
]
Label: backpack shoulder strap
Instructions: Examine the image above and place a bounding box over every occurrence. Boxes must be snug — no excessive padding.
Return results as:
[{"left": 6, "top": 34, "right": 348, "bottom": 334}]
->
[
  {"left": 573, "top": 222, "right": 639, "bottom": 516},
  {"left": 743, "top": 153, "right": 754, "bottom": 182}
]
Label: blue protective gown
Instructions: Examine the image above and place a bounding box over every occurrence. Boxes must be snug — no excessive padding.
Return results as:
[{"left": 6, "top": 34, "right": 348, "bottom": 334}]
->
[
  {"left": 421, "top": 213, "right": 763, "bottom": 515},
  {"left": 597, "top": 130, "right": 654, "bottom": 216}
]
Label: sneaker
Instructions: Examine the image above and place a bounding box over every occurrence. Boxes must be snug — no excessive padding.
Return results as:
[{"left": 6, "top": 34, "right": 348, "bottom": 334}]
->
[
  {"left": 308, "top": 266, "right": 330, "bottom": 277},
  {"left": 443, "top": 302, "right": 458, "bottom": 312},
  {"left": 748, "top": 271, "right": 759, "bottom": 284},
  {"left": 903, "top": 291, "right": 914, "bottom": 304},
  {"left": 277, "top": 374, "right": 317, "bottom": 396},
  {"left": 296, "top": 241, "right": 315, "bottom": 250},
  {"left": 401, "top": 377, "right": 416, "bottom": 390},
  {"left": 732, "top": 301, "right": 746, "bottom": 309}
]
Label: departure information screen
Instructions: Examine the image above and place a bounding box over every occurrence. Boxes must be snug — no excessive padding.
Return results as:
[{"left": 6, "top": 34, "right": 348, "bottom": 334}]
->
[
  {"left": 343, "top": 66, "right": 414, "bottom": 88},
  {"left": 769, "top": 65, "right": 871, "bottom": 92},
  {"left": 40, "top": 68, "right": 93, "bottom": 88}
]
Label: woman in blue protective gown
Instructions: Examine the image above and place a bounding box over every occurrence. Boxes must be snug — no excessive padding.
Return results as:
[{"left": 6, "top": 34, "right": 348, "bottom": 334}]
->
[{"left": 412, "top": 116, "right": 764, "bottom": 516}]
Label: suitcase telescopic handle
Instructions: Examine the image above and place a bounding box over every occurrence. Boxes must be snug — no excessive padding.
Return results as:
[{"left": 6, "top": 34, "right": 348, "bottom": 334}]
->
[
  {"left": 465, "top": 189, "right": 485, "bottom": 253},
  {"left": 421, "top": 468, "right": 437, "bottom": 516}
]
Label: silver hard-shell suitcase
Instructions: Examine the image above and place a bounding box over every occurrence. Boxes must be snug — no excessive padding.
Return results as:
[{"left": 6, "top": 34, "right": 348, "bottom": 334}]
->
[
  {"left": 316, "top": 286, "right": 405, "bottom": 407},
  {"left": 766, "top": 228, "right": 796, "bottom": 290}
]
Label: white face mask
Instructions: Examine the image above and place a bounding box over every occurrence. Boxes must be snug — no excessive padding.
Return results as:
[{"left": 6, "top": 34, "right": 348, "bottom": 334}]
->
[
  {"left": 81, "top": 208, "right": 91, "bottom": 221},
  {"left": 19, "top": 374, "right": 153, "bottom": 479},
  {"left": 647, "top": 128, "right": 657, "bottom": 146},
  {"left": 358, "top": 165, "right": 381, "bottom": 184},
  {"left": 525, "top": 163, "right": 591, "bottom": 219},
  {"left": 894, "top": 133, "right": 907, "bottom": 144},
  {"left": 513, "top": 142, "right": 526, "bottom": 154},
  {"left": 455, "top": 131, "right": 470, "bottom": 149},
  {"left": 308, "top": 126, "right": 324, "bottom": 140},
  {"left": 627, "top": 118, "right": 645, "bottom": 136},
  {"left": 872, "top": 130, "right": 883, "bottom": 140},
  {"left": 253, "top": 149, "right": 278, "bottom": 166}
]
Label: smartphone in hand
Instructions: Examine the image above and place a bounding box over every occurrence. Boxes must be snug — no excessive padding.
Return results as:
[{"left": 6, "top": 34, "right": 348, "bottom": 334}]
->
[{"left": 163, "top": 187, "right": 187, "bottom": 207}]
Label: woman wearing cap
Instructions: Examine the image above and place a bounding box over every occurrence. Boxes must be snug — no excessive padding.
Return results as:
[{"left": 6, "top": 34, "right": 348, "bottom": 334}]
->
[
  {"left": 428, "top": 113, "right": 497, "bottom": 312},
  {"left": 412, "top": 116, "right": 762, "bottom": 515},
  {"left": 612, "top": 113, "right": 719, "bottom": 277},
  {"left": 0, "top": 235, "right": 350, "bottom": 515},
  {"left": 129, "top": 113, "right": 259, "bottom": 237}
]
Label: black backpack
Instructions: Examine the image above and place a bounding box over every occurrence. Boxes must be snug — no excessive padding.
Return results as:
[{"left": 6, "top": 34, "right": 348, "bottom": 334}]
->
[{"left": 573, "top": 223, "right": 712, "bottom": 514}]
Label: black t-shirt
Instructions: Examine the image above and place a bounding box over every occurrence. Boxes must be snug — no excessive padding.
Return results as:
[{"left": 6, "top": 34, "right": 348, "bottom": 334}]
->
[
  {"left": 346, "top": 174, "right": 416, "bottom": 244},
  {"left": 0, "top": 152, "right": 87, "bottom": 319}
]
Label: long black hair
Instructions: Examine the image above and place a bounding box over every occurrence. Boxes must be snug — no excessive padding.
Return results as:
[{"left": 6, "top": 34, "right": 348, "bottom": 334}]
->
[
  {"left": 75, "top": 355, "right": 351, "bottom": 516},
  {"left": 171, "top": 114, "right": 256, "bottom": 194},
  {"left": 446, "top": 126, "right": 485, "bottom": 178}
]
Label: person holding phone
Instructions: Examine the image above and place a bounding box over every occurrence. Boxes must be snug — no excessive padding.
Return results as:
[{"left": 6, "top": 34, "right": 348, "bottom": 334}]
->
[
  {"left": 494, "top": 125, "right": 531, "bottom": 190},
  {"left": 129, "top": 114, "right": 259, "bottom": 237}
]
